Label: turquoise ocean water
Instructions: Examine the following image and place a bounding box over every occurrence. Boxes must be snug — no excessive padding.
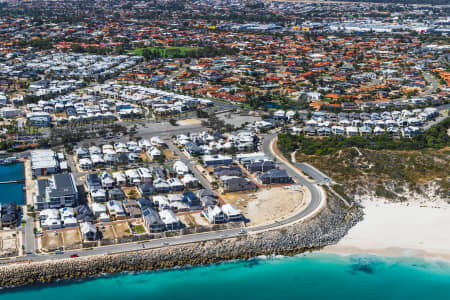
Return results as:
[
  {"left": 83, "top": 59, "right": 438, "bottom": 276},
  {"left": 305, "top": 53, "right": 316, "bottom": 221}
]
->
[
  {"left": 0, "top": 163, "right": 24, "bottom": 205},
  {"left": 1, "top": 253, "right": 449, "bottom": 300}
]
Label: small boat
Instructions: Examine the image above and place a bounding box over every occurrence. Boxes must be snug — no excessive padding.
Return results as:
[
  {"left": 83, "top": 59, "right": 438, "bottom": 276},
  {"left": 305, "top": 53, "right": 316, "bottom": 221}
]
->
[{"left": 3, "top": 157, "right": 17, "bottom": 164}]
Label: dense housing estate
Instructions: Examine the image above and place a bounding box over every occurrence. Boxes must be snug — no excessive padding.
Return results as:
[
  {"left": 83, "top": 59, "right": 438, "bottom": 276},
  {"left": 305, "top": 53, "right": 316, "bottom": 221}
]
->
[{"left": 0, "top": 0, "right": 447, "bottom": 260}]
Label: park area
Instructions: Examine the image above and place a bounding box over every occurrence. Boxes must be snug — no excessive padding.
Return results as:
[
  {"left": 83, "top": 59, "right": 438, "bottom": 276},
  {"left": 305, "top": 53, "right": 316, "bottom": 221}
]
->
[{"left": 130, "top": 47, "right": 200, "bottom": 58}]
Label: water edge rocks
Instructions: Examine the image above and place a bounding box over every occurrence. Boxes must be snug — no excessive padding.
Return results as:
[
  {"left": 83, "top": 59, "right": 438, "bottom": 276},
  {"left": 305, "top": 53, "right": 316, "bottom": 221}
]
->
[{"left": 0, "top": 194, "right": 363, "bottom": 288}]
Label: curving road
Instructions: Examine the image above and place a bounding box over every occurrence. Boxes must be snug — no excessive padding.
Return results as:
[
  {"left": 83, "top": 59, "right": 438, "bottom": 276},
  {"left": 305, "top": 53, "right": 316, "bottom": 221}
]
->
[{"left": 13, "top": 133, "right": 326, "bottom": 263}]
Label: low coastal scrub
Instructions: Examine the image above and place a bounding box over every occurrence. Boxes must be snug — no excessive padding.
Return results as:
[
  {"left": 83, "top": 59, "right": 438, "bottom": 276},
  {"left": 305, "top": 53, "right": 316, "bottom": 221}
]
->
[{"left": 296, "top": 147, "right": 449, "bottom": 201}]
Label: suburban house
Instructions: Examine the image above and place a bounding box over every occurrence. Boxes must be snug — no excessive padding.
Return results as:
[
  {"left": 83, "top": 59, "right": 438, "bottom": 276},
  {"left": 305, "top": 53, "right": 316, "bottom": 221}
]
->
[
  {"left": 221, "top": 204, "right": 242, "bottom": 221},
  {"left": 244, "top": 160, "right": 275, "bottom": 173},
  {"left": 142, "top": 207, "right": 164, "bottom": 233},
  {"left": 257, "top": 169, "right": 291, "bottom": 184},
  {"left": 202, "top": 154, "right": 233, "bottom": 167},
  {"left": 86, "top": 173, "right": 102, "bottom": 191},
  {"left": 173, "top": 160, "right": 189, "bottom": 175},
  {"left": 80, "top": 222, "right": 99, "bottom": 241},
  {"left": 220, "top": 176, "right": 257, "bottom": 193},
  {"left": 112, "top": 171, "right": 127, "bottom": 186},
  {"left": 107, "top": 200, "right": 126, "bottom": 219},
  {"left": 183, "top": 191, "right": 201, "bottom": 208},
  {"left": 205, "top": 205, "right": 225, "bottom": 224},
  {"left": 181, "top": 174, "right": 199, "bottom": 188},
  {"left": 159, "top": 209, "right": 181, "bottom": 231},
  {"left": 108, "top": 188, "right": 125, "bottom": 201},
  {"left": 167, "top": 177, "right": 184, "bottom": 191},
  {"left": 91, "top": 188, "right": 107, "bottom": 202},
  {"left": 196, "top": 189, "right": 218, "bottom": 207},
  {"left": 214, "top": 166, "right": 242, "bottom": 177},
  {"left": 34, "top": 174, "right": 78, "bottom": 210},
  {"left": 138, "top": 182, "right": 156, "bottom": 196},
  {"left": 75, "top": 205, "right": 95, "bottom": 223},
  {"left": 123, "top": 199, "right": 142, "bottom": 218},
  {"left": 1, "top": 203, "right": 19, "bottom": 228},
  {"left": 40, "top": 208, "right": 62, "bottom": 230},
  {"left": 100, "top": 172, "right": 115, "bottom": 188}
]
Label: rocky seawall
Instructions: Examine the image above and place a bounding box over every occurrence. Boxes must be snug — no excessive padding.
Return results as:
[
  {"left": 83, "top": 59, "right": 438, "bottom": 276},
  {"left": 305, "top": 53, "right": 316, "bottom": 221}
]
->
[{"left": 0, "top": 194, "right": 363, "bottom": 288}]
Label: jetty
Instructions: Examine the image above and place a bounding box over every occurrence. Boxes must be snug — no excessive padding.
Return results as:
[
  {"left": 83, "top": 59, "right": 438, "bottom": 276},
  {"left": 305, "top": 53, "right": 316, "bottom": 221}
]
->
[{"left": 0, "top": 179, "right": 25, "bottom": 184}]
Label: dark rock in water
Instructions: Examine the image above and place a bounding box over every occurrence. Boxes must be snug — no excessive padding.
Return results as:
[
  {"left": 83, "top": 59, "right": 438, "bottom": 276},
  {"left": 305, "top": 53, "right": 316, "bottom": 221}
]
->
[{"left": 350, "top": 263, "right": 374, "bottom": 274}]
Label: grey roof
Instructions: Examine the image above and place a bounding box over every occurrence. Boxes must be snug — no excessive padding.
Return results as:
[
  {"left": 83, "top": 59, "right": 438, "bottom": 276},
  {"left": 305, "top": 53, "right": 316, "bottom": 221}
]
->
[
  {"left": 196, "top": 189, "right": 215, "bottom": 199},
  {"left": 48, "top": 174, "right": 77, "bottom": 198},
  {"left": 37, "top": 179, "right": 49, "bottom": 198},
  {"left": 143, "top": 207, "right": 163, "bottom": 225},
  {"left": 259, "top": 168, "right": 290, "bottom": 179}
]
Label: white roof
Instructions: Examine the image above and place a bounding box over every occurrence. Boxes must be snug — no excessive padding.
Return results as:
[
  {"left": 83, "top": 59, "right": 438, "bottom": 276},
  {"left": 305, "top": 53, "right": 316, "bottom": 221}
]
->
[
  {"left": 159, "top": 209, "right": 179, "bottom": 225},
  {"left": 31, "top": 149, "right": 58, "bottom": 169},
  {"left": 91, "top": 189, "right": 106, "bottom": 197},
  {"left": 173, "top": 160, "right": 189, "bottom": 173},
  {"left": 221, "top": 204, "right": 241, "bottom": 216},
  {"left": 91, "top": 202, "right": 106, "bottom": 213},
  {"left": 112, "top": 171, "right": 126, "bottom": 180},
  {"left": 80, "top": 222, "right": 97, "bottom": 234},
  {"left": 208, "top": 205, "right": 223, "bottom": 217},
  {"left": 41, "top": 208, "right": 60, "bottom": 219},
  {"left": 182, "top": 173, "right": 198, "bottom": 184},
  {"left": 236, "top": 152, "right": 266, "bottom": 161},
  {"left": 107, "top": 200, "right": 124, "bottom": 213}
]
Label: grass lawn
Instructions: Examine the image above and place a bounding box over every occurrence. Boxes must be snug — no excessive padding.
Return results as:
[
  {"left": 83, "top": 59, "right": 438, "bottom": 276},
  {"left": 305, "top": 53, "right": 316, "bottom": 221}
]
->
[
  {"left": 134, "top": 224, "right": 147, "bottom": 234},
  {"left": 130, "top": 47, "right": 200, "bottom": 57}
]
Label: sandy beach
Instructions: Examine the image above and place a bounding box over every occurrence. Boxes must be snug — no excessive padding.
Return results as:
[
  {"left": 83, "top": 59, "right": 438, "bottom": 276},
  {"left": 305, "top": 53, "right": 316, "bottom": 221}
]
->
[{"left": 324, "top": 198, "right": 450, "bottom": 260}]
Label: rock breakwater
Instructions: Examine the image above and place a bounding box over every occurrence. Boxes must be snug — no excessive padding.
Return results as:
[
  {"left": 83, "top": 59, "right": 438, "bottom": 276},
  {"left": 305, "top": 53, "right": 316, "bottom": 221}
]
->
[{"left": 0, "top": 195, "right": 363, "bottom": 288}]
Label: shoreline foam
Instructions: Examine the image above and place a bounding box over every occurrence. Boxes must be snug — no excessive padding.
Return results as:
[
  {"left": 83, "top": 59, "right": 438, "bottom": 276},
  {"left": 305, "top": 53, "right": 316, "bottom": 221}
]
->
[{"left": 0, "top": 195, "right": 362, "bottom": 289}]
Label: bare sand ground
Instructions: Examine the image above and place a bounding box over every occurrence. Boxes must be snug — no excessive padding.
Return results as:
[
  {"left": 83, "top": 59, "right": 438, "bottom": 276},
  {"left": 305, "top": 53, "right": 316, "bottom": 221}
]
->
[
  {"left": 222, "top": 187, "right": 305, "bottom": 226},
  {"left": 323, "top": 198, "right": 450, "bottom": 260},
  {"left": 177, "top": 119, "right": 202, "bottom": 126}
]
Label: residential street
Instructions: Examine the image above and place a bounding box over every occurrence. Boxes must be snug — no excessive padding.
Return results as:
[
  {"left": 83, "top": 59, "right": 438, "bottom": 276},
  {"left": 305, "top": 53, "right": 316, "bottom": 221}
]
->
[{"left": 12, "top": 133, "right": 326, "bottom": 263}]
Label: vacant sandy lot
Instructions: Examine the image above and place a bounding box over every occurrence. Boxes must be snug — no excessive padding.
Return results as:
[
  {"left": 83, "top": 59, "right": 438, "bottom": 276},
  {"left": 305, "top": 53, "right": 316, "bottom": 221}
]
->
[
  {"left": 62, "top": 229, "right": 81, "bottom": 247},
  {"left": 177, "top": 119, "right": 202, "bottom": 126},
  {"left": 163, "top": 149, "right": 178, "bottom": 160},
  {"left": 139, "top": 152, "right": 151, "bottom": 162},
  {"left": 41, "top": 231, "right": 63, "bottom": 250},
  {"left": 0, "top": 231, "right": 18, "bottom": 255},
  {"left": 113, "top": 222, "right": 131, "bottom": 237},
  {"left": 222, "top": 187, "right": 305, "bottom": 226},
  {"left": 219, "top": 114, "right": 261, "bottom": 127},
  {"left": 122, "top": 186, "right": 139, "bottom": 199},
  {"left": 100, "top": 225, "right": 115, "bottom": 240},
  {"left": 179, "top": 212, "right": 210, "bottom": 227}
]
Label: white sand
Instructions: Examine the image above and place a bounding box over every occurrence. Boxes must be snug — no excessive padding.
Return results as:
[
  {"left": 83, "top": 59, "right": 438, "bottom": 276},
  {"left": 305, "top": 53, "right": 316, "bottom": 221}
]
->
[{"left": 324, "top": 199, "right": 450, "bottom": 260}]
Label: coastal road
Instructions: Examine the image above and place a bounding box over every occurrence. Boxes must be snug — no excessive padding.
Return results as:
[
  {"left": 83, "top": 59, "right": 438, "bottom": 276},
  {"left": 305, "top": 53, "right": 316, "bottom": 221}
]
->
[
  {"left": 294, "top": 162, "right": 332, "bottom": 184},
  {"left": 13, "top": 132, "right": 326, "bottom": 263},
  {"left": 422, "top": 104, "right": 449, "bottom": 131}
]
